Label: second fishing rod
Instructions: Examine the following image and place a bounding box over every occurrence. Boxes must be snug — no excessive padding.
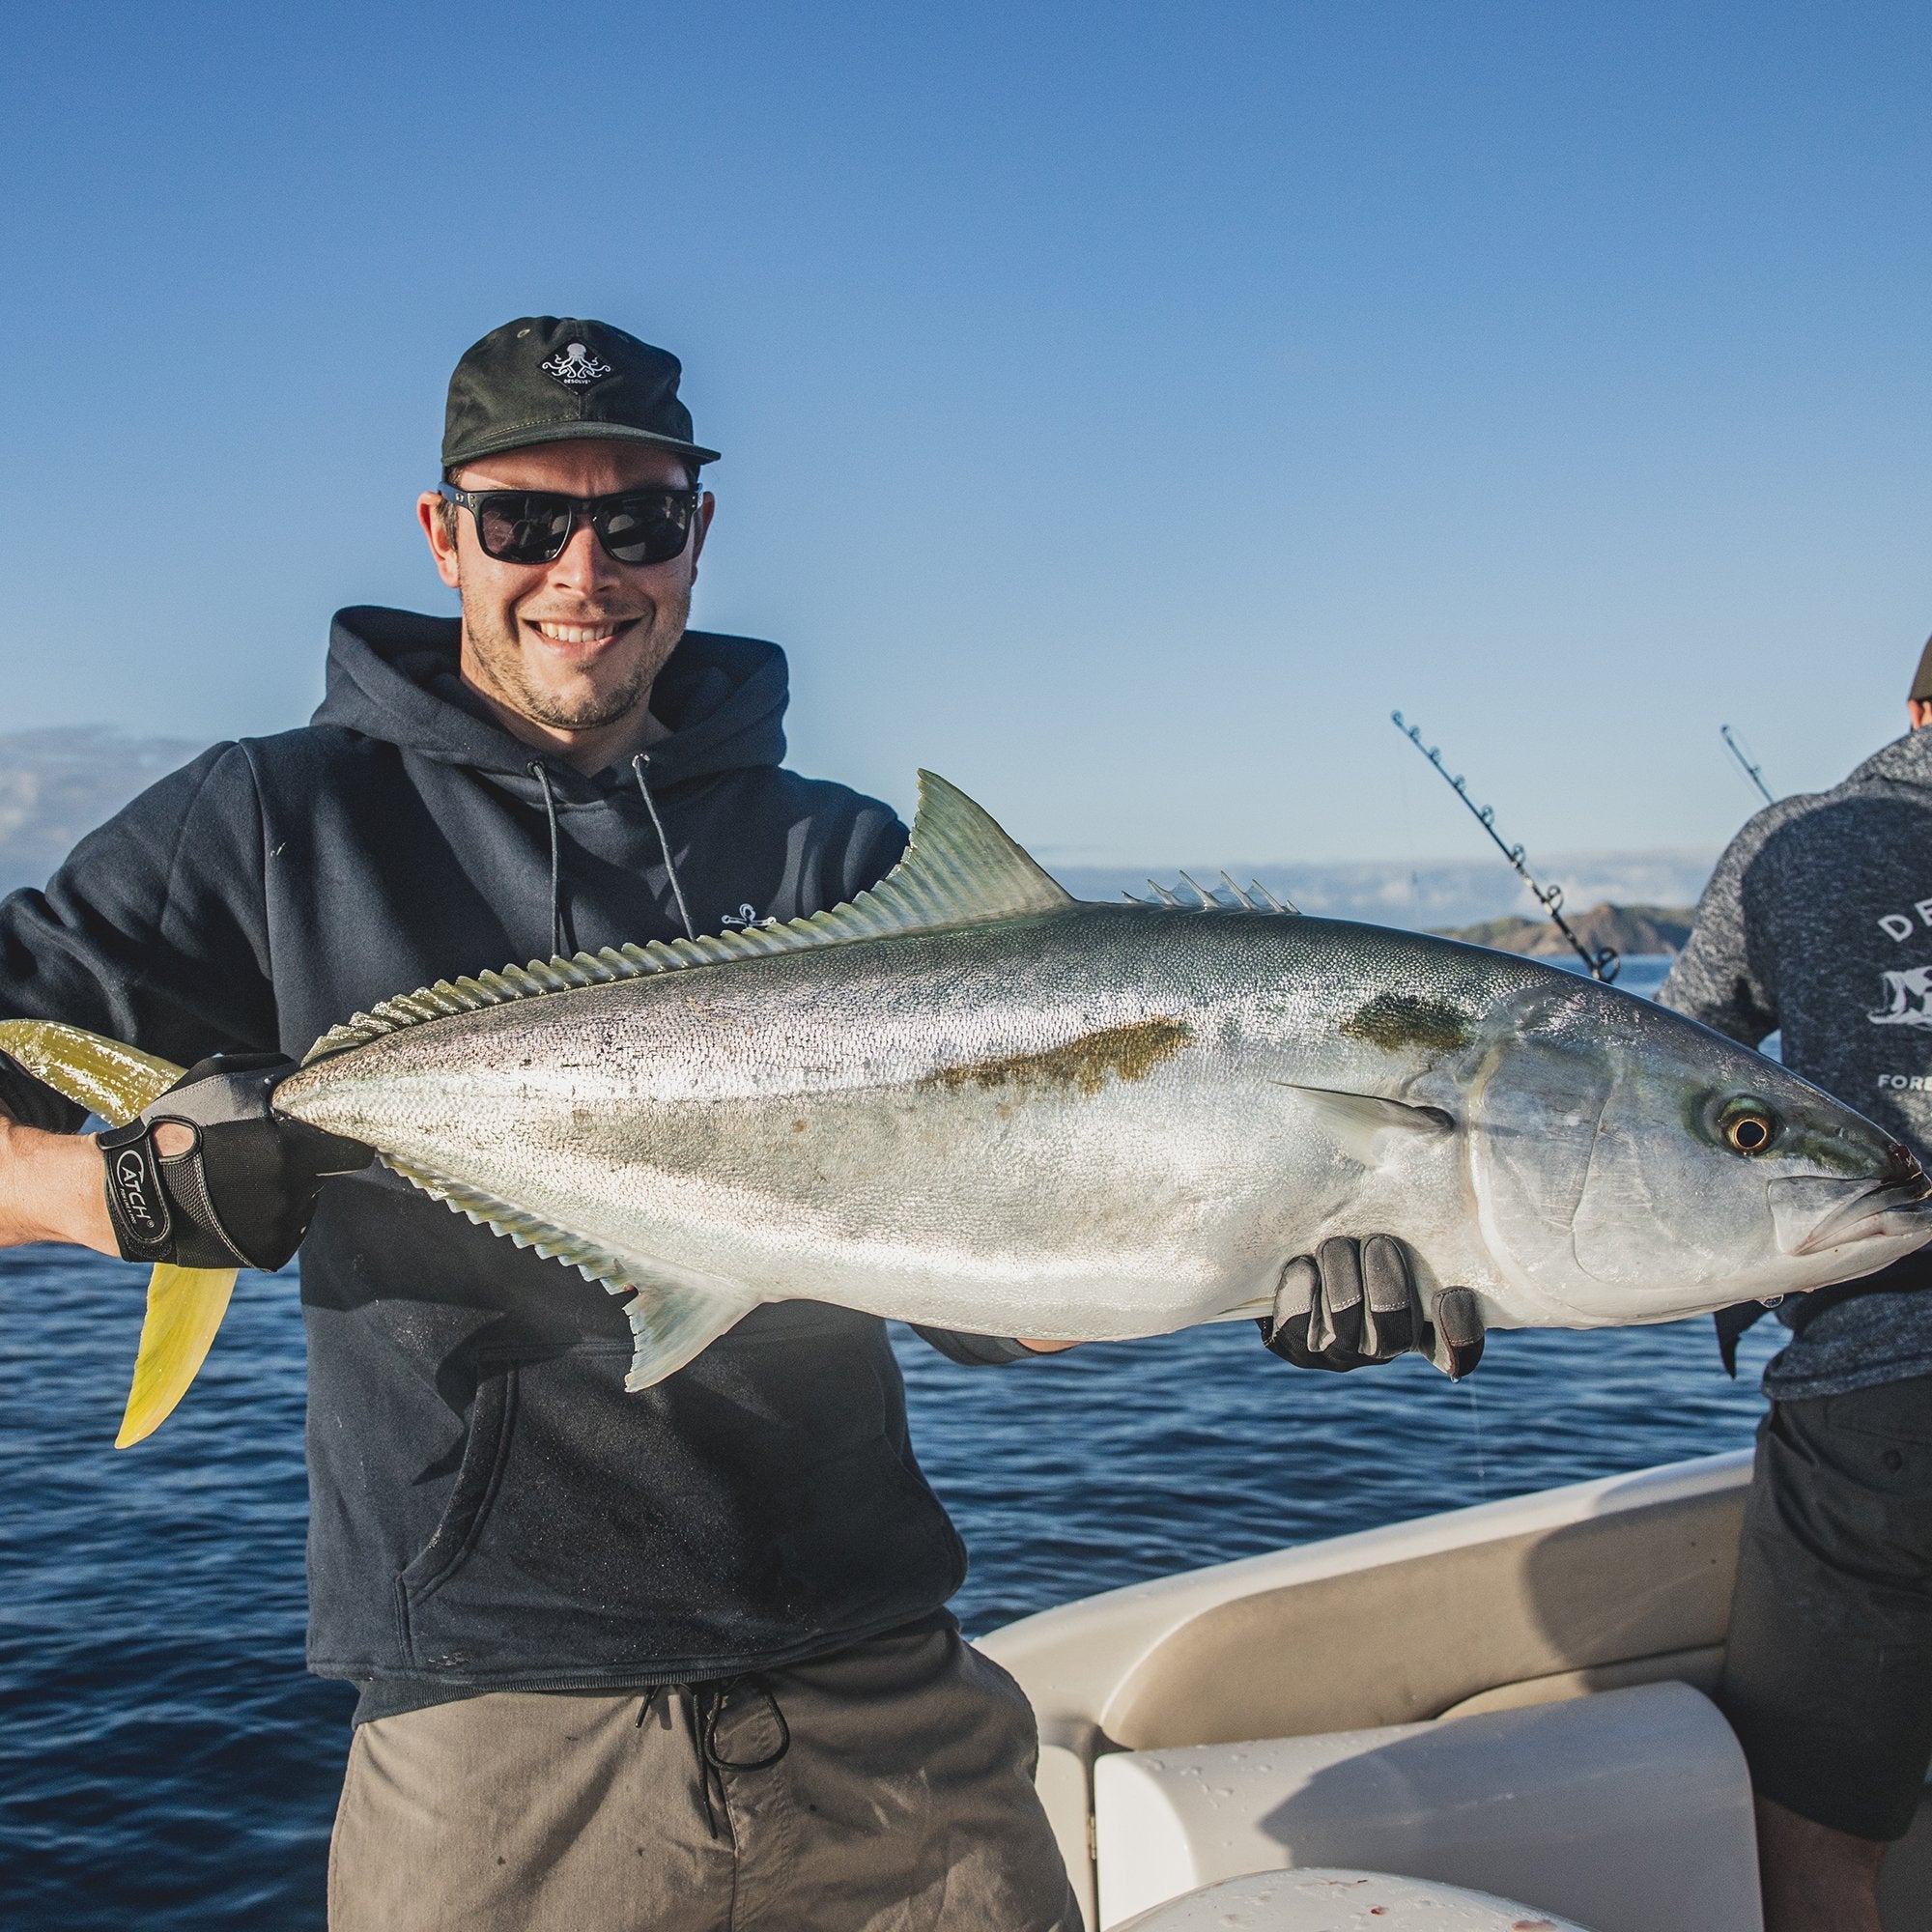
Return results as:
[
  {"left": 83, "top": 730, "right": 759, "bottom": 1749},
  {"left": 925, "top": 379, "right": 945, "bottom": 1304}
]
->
[{"left": 1391, "top": 710, "right": 1620, "bottom": 983}]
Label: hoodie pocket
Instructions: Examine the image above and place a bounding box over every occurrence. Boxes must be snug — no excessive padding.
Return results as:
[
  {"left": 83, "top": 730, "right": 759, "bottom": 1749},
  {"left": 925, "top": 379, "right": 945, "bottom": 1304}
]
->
[
  {"left": 395, "top": 1356, "right": 519, "bottom": 1619},
  {"left": 394, "top": 1321, "right": 963, "bottom": 1678}
]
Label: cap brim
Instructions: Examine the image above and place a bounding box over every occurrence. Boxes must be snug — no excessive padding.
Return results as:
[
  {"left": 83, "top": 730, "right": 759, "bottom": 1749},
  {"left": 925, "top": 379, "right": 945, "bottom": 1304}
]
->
[{"left": 443, "top": 419, "right": 721, "bottom": 475}]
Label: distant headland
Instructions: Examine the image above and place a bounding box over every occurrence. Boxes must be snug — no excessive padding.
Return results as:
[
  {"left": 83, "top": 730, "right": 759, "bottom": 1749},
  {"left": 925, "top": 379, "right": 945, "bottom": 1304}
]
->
[{"left": 1432, "top": 903, "right": 1696, "bottom": 957}]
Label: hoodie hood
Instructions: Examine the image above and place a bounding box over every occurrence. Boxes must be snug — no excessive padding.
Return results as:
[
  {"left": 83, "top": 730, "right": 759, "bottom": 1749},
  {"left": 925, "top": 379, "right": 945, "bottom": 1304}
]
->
[
  {"left": 1847, "top": 726, "right": 1932, "bottom": 797},
  {"left": 316, "top": 606, "right": 789, "bottom": 800}
]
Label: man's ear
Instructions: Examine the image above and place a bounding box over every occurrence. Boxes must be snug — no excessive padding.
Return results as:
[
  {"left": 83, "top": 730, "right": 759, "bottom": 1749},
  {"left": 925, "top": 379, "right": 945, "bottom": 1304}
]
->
[
  {"left": 417, "top": 492, "right": 463, "bottom": 591},
  {"left": 688, "top": 490, "right": 716, "bottom": 581}
]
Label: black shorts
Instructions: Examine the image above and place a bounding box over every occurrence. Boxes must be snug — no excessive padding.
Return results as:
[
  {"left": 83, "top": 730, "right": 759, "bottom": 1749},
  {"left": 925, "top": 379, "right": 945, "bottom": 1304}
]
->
[{"left": 1719, "top": 1373, "right": 1932, "bottom": 1841}]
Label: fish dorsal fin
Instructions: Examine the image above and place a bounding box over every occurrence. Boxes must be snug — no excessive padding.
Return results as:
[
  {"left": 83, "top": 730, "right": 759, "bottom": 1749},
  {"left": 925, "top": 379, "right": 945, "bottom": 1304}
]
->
[
  {"left": 304, "top": 770, "right": 1072, "bottom": 1063},
  {"left": 854, "top": 768, "right": 1072, "bottom": 931}
]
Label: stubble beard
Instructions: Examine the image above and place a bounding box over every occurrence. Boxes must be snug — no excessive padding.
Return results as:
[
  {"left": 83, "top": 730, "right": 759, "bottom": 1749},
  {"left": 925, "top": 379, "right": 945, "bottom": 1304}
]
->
[{"left": 462, "top": 595, "right": 688, "bottom": 733}]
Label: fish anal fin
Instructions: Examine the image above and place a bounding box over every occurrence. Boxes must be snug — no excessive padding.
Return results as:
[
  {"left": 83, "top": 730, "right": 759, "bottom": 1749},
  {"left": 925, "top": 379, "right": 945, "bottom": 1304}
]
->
[
  {"left": 117, "top": 1263, "right": 240, "bottom": 1447},
  {"left": 0, "top": 1020, "right": 185, "bottom": 1127},
  {"left": 1278, "top": 1082, "right": 1456, "bottom": 1166},
  {"left": 302, "top": 771, "right": 1076, "bottom": 1065},
  {"left": 615, "top": 1270, "right": 762, "bottom": 1391},
  {"left": 379, "top": 1154, "right": 760, "bottom": 1387}
]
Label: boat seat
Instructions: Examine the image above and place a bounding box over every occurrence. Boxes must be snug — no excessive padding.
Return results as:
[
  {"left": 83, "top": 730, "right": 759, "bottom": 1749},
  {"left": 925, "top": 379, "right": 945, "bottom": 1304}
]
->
[
  {"left": 1092, "top": 1680, "right": 1759, "bottom": 1932},
  {"left": 1112, "top": 1867, "right": 1595, "bottom": 1930}
]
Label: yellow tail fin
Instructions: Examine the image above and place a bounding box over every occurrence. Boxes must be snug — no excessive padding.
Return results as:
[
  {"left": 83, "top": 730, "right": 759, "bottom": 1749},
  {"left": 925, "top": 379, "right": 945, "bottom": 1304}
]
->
[
  {"left": 0, "top": 1019, "right": 242, "bottom": 1447},
  {"left": 115, "top": 1262, "right": 241, "bottom": 1446}
]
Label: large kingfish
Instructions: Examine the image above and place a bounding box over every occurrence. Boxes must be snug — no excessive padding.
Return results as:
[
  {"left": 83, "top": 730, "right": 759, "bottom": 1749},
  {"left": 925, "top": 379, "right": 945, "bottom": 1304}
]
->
[{"left": 8, "top": 773, "right": 1929, "bottom": 1445}]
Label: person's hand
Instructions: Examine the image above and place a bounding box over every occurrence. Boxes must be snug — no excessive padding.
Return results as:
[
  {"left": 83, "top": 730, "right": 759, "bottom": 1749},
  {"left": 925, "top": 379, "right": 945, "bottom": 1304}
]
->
[
  {"left": 1258, "top": 1235, "right": 1485, "bottom": 1379},
  {"left": 98, "top": 1055, "right": 374, "bottom": 1271}
]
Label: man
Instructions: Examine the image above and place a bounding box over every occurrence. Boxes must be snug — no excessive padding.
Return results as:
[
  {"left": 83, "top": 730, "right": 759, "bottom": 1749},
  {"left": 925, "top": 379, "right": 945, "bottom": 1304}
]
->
[
  {"left": 1660, "top": 648, "right": 1932, "bottom": 1932},
  {"left": 0, "top": 317, "right": 1463, "bottom": 1929}
]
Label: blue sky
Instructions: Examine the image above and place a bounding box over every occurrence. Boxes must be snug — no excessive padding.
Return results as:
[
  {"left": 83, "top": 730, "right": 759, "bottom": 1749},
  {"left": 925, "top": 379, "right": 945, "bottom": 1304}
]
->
[{"left": 2, "top": 2, "right": 1928, "bottom": 867}]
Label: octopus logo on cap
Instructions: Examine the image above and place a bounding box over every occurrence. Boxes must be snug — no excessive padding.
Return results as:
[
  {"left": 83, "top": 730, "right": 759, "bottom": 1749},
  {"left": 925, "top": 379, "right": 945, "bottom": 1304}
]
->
[{"left": 542, "top": 341, "right": 615, "bottom": 386}]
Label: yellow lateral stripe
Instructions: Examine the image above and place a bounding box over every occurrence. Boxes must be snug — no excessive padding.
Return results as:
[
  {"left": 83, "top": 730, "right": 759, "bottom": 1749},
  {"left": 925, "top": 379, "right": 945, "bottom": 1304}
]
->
[
  {"left": 0, "top": 1019, "right": 185, "bottom": 1126},
  {"left": 116, "top": 1264, "right": 240, "bottom": 1448}
]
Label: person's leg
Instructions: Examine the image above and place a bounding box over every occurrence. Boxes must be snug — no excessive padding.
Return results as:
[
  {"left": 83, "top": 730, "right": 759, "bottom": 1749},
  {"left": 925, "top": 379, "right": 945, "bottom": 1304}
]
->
[
  {"left": 1719, "top": 1374, "right": 1932, "bottom": 1932},
  {"left": 714, "top": 1614, "right": 1083, "bottom": 1932},
  {"left": 1752, "top": 1796, "right": 1887, "bottom": 1932},
  {"left": 327, "top": 1689, "right": 734, "bottom": 1932}
]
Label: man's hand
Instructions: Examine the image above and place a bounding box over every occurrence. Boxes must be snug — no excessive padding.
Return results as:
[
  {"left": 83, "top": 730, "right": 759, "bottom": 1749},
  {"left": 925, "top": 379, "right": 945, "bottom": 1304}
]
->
[
  {"left": 1259, "top": 1236, "right": 1486, "bottom": 1378},
  {"left": 98, "top": 1056, "right": 374, "bottom": 1271}
]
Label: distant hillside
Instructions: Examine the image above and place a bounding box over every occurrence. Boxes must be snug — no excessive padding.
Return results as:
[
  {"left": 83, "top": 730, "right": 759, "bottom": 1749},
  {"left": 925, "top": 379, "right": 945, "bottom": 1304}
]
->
[
  {"left": 1051, "top": 853, "right": 1716, "bottom": 932},
  {"left": 1434, "top": 903, "right": 1696, "bottom": 957},
  {"left": 0, "top": 728, "right": 207, "bottom": 893}
]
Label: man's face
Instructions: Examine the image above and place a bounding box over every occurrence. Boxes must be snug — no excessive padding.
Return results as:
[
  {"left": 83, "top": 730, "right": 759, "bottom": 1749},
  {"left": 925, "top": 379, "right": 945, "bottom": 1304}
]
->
[{"left": 417, "top": 439, "right": 713, "bottom": 737}]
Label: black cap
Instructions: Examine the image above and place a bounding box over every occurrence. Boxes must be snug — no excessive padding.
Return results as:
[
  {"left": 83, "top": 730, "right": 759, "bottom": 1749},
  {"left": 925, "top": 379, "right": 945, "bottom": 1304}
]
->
[
  {"left": 1913, "top": 635, "right": 1932, "bottom": 705},
  {"left": 441, "top": 317, "right": 721, "bottom": 476}
]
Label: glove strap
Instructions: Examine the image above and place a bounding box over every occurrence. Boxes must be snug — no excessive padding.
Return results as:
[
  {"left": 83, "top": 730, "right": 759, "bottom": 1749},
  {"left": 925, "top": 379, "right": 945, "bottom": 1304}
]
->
[{"left": 99, "top": 1120, "right": 173, "bottom": 1259}]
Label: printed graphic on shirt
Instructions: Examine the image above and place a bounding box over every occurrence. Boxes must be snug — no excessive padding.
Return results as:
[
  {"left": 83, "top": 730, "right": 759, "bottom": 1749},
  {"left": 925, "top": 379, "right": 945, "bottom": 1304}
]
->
[
  {"left": 1870, "top": 966, "right": 1932, "bottom": 1030},
  {"left": 1877, "top": 895, "right": 1932, "bottom": 942},
  {"left": 720, "top": 903, "right": 779, "bottom": 929}
]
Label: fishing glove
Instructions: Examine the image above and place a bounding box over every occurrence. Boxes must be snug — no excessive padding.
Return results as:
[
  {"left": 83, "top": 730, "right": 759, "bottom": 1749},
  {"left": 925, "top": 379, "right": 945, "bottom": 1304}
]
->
[
  {"left": 98, "top": 1055, "right": 373, "bottom": 1271},
  {"left": 1259, "top": 1235, "right": 1486, "bottom": 1379}
]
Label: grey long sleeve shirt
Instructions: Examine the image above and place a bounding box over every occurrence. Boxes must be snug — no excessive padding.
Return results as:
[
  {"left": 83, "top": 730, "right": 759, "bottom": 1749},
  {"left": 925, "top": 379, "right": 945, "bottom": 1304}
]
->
[{"left": 1659, "top": 726, "right": 1932, "bottom": 1398}]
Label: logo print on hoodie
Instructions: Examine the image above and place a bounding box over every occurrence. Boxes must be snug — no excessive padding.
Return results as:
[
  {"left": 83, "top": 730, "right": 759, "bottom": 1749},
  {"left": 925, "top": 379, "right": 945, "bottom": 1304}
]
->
[
  {"left": 1871, "top": 966, "right": 1932, "bottom": 1030},
  {"left": 542, "top": 341, "right": 614, "bottom": 387}
]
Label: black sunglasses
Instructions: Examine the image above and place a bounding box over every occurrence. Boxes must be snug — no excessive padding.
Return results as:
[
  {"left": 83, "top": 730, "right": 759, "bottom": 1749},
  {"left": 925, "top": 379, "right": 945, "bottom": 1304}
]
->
[{"left": 439, "top": 484, "right": 700, "bottom": 568}]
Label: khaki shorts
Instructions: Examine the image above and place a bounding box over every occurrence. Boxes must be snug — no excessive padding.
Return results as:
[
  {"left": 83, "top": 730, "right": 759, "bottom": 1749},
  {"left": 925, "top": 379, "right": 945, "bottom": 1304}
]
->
[{"left": 328, "top": 1615, "right": 1083, "bottom": 1931}]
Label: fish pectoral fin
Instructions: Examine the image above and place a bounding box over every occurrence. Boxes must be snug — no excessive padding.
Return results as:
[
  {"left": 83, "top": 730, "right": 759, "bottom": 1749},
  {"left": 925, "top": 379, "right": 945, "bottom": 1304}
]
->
[
  {"left": 0, "top": 1018, "right": 185, "bottom": 1126},
  {"left": 602, "top": 1261, "right": 763, "bottom": 1392},
  {"left": 117, "top": 1263, "right": 242, "bottom": 1447},
  {"left": 1278, "top": 1083, "right": 1456, "bottom": 1166}
]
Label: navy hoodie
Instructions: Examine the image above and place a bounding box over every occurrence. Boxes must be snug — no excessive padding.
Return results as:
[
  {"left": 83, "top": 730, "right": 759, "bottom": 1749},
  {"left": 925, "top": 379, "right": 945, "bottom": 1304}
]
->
[{"left": 0, "top": 608, "right": 968, "bottom": 1709}]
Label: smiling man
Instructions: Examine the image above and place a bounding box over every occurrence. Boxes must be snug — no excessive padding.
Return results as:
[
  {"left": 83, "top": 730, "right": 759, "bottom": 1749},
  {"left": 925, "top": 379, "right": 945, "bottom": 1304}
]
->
[{"left": 0, "top": 317, "right": 1084, "bottom": 1931}]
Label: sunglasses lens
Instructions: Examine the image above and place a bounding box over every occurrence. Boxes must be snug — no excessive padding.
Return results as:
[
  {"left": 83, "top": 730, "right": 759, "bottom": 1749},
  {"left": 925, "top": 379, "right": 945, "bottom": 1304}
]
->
[
  {"left": 597, "top": 494, "right": 694, "bottom": 567},
  {"left": 474, "top": 495, "right": 573, "bottom": 564}
]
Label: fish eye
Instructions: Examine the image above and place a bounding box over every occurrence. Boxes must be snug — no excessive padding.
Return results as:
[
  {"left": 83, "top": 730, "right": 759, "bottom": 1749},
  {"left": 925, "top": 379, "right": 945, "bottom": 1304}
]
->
[{"left": 1719, "top": 1103, "right": 1779, "bottom": 1155}]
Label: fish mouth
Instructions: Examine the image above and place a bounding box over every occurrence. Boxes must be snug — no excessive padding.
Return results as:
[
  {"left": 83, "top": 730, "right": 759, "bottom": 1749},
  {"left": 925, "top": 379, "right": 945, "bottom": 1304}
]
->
[{"left": 1773, "top": 1146, "right": 1932, "bottom": 1258}]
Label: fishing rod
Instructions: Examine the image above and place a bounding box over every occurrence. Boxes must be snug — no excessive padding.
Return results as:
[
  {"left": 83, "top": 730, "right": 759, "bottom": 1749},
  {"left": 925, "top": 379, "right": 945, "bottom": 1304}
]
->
[
  {"left": 1390, "top": 710, "right": 1620, "bottom": 983},
  {"left": 1719, "top": 724, "right": 1775, "bottom": 806}
]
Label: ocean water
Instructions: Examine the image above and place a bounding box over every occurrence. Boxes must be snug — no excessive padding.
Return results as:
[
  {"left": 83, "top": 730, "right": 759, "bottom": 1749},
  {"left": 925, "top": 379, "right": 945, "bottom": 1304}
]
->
[{"left": 0, "top": 958, "right": 1794, "bottom": 1927}]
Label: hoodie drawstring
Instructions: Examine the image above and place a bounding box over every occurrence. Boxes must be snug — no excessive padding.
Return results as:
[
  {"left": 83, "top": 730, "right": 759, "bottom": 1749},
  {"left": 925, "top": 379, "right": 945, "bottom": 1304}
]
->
[
  {"left": 638, "top": 1676, "right": 791, "bottom": 1839},
  {"left": 632, "top": 753, "right": 697, "bottom": 941},
  {"left": 526, "top": 761, "right": 569, "bottom": 959},
  {"left": 528, "top": 753, "right": 696, "bottom": 956}
]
